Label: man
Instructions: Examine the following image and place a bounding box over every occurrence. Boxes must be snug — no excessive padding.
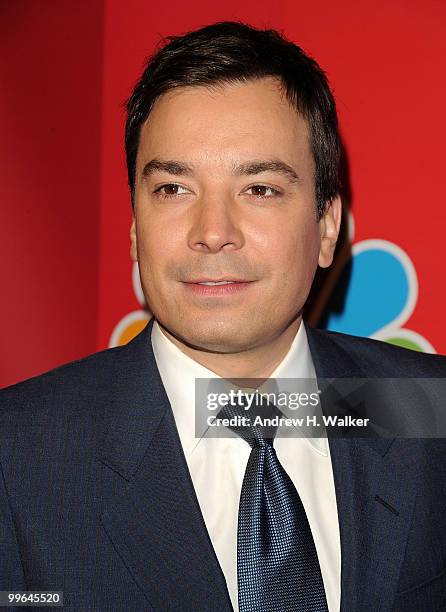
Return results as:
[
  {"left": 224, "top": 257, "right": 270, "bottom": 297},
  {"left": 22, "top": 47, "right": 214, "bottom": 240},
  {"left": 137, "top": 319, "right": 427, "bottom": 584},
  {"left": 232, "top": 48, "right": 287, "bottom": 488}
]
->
[{"left": 1, "top": 21, "right": 445, "bottom": 612}]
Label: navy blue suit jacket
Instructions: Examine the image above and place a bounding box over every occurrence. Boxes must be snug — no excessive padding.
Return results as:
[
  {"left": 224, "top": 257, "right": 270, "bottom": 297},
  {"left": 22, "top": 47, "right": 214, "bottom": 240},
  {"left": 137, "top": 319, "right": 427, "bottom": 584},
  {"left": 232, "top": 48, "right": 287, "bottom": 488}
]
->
[{"left": 1, "top": 320, "right": 446, "bottom": 611}]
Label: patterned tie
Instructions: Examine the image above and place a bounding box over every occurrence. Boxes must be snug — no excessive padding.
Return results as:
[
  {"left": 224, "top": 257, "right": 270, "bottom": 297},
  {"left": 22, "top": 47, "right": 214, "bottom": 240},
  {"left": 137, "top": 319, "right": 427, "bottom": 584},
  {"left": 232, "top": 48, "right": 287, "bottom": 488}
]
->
[{"left": 223, "top": 397, "right": 329, "bottom": 612}]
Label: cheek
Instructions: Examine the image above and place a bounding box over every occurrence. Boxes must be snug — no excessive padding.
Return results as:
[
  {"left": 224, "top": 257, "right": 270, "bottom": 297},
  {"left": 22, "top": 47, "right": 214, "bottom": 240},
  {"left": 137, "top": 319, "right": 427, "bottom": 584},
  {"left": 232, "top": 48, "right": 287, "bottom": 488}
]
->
[
  {"left": 136, "top": 217, "right": 180, "bottom": 272},
  {"left": 254, "top": 217, "right": 320, "bottom": 280}
]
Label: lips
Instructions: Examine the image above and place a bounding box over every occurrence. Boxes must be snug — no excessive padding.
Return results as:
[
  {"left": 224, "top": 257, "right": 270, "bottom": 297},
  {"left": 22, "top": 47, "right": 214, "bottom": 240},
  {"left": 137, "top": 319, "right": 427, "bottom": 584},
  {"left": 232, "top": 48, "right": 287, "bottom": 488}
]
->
[
  {"left": 182, "top": 278, "right": 254, "bottom": 295},
  {"left": 185, "top": 278, "right": 250, "bottom": 284},
  {"left": 200, "top": 281, "right": 237, "bottom": 286}
]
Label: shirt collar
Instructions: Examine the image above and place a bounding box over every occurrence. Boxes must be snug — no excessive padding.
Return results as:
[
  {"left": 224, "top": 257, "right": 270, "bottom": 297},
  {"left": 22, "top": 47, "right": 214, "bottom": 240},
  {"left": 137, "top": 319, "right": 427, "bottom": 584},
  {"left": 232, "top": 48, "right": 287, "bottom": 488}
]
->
[{"left": 151, "top": 320, "right": 328, "bottom": 457}]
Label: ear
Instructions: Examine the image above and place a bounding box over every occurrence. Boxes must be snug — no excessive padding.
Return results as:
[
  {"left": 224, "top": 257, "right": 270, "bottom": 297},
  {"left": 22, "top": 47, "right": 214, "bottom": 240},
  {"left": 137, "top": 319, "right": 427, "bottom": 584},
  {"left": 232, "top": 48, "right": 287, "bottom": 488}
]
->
[
  {"left": 130, "top": 216, "right": 138, "bottom": 262},
  {"left": 318, "top": 195, "right": 342, "bottom": 268}
]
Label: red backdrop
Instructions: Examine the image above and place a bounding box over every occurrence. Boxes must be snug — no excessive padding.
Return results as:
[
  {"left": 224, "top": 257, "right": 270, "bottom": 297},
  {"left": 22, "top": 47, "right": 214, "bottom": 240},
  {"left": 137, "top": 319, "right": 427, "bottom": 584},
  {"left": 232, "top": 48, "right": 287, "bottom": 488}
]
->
[
  {"left": 0, "top": 0, "right": 104, "bottom": 388},
  {"left": 2, "top": 0, "right": 446, "bottom": 387}
]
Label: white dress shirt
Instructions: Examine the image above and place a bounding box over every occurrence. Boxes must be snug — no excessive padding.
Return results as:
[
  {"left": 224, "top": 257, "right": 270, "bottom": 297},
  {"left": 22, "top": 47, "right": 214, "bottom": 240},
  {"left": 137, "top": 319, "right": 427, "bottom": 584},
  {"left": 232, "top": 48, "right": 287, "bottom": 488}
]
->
[{"left": 151, "top": 320, "right": 341, "bottom": 612}]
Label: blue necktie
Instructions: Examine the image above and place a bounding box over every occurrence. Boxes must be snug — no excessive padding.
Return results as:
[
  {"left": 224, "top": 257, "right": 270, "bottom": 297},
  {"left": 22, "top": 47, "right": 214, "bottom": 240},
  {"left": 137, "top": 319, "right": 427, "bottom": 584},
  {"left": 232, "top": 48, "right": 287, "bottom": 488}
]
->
[{"left": 226, "top": 400, "right": 329, "bottom": 612}]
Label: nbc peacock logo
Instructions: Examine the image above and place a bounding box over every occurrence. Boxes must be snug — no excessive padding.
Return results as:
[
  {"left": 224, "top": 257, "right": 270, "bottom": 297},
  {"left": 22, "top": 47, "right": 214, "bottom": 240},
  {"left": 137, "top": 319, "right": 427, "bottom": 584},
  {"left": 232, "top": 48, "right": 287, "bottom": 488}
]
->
[{"left": 323, "top": 212, "right": 435, "bottom": 353}]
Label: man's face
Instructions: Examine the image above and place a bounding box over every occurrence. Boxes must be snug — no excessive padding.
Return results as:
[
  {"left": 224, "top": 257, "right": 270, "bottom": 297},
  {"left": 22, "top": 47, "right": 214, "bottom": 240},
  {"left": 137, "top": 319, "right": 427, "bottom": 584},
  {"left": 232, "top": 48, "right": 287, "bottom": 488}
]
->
[{"left": 131, "top": 77, "right": 340, "bottom": 353}]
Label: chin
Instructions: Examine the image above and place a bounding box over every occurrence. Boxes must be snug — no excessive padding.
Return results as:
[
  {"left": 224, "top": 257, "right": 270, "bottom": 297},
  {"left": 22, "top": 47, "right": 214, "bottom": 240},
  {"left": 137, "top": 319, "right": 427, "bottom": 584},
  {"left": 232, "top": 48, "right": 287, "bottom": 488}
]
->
[{"left": 167, "top": 318, "right": 265, "bottom": 354}]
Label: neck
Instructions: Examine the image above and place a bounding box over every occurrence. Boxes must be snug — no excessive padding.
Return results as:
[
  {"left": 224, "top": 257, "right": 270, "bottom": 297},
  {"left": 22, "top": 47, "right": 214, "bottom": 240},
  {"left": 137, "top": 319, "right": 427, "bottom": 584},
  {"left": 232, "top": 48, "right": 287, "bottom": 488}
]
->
[{"left": 158, "top": 317, "right": 302, "bottom": 381}]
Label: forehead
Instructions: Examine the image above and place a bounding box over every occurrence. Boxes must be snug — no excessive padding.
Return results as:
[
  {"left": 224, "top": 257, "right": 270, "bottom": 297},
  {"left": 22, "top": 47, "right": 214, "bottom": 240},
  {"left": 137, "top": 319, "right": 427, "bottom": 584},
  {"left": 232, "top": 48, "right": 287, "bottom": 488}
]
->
[{"left": 137, "top": 77, "right": 312, "bottom": 169}]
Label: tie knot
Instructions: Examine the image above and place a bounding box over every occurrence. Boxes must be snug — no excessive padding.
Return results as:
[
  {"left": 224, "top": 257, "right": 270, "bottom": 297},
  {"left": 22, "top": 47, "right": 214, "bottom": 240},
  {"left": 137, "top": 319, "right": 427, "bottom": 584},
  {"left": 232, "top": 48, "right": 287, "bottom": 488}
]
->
[{"left": 218, "top": 393, "right": 280, "bottom": 448}]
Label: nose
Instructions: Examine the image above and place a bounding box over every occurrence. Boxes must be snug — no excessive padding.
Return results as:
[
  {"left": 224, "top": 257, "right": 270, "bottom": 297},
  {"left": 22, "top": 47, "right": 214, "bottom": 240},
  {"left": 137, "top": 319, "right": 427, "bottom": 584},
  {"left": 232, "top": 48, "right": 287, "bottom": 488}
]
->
[{"left": 187, "top": 194, "right": 244, "bottom": 253}]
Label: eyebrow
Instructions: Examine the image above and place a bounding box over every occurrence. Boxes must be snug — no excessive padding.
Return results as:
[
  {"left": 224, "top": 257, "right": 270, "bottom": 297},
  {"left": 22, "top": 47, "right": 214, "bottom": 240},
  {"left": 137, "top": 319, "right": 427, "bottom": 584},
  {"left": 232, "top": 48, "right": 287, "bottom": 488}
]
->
[
  {"left": 142, "top": 159, "right": 194, "bottom": 178},
  {"left": 234, "top": 160, "right": 301, "bottom": 184},
  {"left": 141, "top": 157, "right": 301, "bottom": 184}
]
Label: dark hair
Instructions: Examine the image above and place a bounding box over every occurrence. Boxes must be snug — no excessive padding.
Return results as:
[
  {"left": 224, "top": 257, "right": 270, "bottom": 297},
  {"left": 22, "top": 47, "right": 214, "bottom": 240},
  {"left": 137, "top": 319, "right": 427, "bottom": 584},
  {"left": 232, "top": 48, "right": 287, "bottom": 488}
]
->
[{"left": 125, "top": 21, "right": 340, "bottom": 218}]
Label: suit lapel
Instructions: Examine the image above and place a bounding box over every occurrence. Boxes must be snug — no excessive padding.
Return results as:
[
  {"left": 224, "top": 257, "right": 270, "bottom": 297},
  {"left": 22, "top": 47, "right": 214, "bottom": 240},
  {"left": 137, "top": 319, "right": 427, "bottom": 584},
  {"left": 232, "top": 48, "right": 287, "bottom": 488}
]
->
[
  {"left": 97, "top": 320, "right": 232, "bottom": 611},
  {"left": 306, "top": 325, "right": 417, "bottom": 612}
]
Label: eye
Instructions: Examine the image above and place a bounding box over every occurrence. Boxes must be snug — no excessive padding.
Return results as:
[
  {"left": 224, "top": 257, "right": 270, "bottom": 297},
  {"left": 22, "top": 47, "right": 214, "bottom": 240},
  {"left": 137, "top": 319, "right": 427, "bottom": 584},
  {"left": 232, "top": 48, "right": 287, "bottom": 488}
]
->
[
  {"left": 153, "top": 183, "right": 191, "bottom": 198},
  {"left": 245, "top": 184, "right": 281, "bottom": 198}
]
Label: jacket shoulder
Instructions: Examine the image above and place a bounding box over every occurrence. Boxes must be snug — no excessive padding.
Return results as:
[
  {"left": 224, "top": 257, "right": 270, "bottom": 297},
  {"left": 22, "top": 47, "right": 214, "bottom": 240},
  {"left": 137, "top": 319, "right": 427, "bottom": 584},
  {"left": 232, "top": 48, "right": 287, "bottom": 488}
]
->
[
  {"left": 310, "top": 327, "right": 446, "bottom": 376},
  {"left": 0, "top": 345, "right": 123, "bottom": 415},
  {"left": 0, "top": 346, "right": 127, "bottom": 476}
]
